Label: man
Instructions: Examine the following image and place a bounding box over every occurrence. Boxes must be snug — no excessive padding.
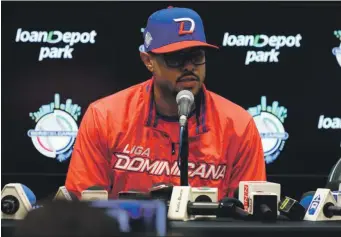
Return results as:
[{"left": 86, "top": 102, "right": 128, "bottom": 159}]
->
[{"left": 65, "top": 6, "right": 266, "bottom": 200}]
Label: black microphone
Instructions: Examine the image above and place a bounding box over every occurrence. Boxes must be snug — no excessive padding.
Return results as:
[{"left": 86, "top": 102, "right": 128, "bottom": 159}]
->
[
  {"left": 252, "top": 194, "right": 278, "bottom": 221},
  {"left": 149, "top": 183, "right": 173, "bottom": 201},
  {"left": 278, "top": 196, "right": 306, "bottom": 221},
  {"left": 186, "top": 197, "right": 251, "bottom": 220},
  {"left": 323, "top": 202, "right": 341, "bottom": 218},
  {"left": 176, "top": 90, "right": 194, "bottom": 127},
  {"left": 217, "top": 197, "right": 251, "bottom": 220}
]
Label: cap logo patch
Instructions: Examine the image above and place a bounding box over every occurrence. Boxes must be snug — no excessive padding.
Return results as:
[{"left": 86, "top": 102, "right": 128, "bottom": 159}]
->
[
  {"left": 173, "top": 18, "right": 195, "bottom": 35},
  {"left": 144, "top": 31, "right": 153, "bottom": 48}
]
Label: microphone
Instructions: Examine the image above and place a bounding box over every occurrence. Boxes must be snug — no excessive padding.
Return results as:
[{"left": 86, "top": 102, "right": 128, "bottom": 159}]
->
[
  {"left": 168, "top": 188, "right": 250, "bottom": 221},
  {"left": 217, "top": 197, "right": 251, "bottom": 220},
  {"left": 191, "top": 187, "right": 218, "bottom": 203},
  {"left": 278, "top": 196, "right": 306, "bottom": 221},
  {"left": 238, "top": 181, "right": 281, "bottom": 216},
  {"left": 149, "top": 183, "right": 173, "bottom": 201},
  {"left": 300, "top": 190, "right": 340, "bottom": 209},
  {"left": 53, "top": 186, "right": 78, "bottom": 201},
  {"left": 176, "top": 90, "right": 194, "bottom": 186},
  {"left": 1, "top": 183, "right": 36, "bottom": 219},
  {"left": 304, "top": 188, "right": 341, "bottom": 221},
  {"left": 176, "top": 90, "right": 194, "bottom": 127},
  {"left": 81, "top": 185, "right": 108, "bottom": 201},
  {"left": 251, "top": 191, "right": 278, "bottom": 221},
  {"left": 299, "top": 191, "right": 315, "bottom": 210}
]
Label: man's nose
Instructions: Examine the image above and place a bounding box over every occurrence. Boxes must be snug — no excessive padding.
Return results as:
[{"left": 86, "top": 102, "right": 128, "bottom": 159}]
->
[{"left": 181, "top": 59, "right": 195, "bottom": 71}]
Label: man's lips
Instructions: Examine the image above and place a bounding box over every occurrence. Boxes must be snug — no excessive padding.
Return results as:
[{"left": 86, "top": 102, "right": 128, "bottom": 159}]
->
[{"left": 177, "top": 76, "right": 198, "bottom": 82}]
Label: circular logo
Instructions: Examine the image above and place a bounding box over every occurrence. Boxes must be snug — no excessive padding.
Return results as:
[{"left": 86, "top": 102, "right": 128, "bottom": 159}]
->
[
  {"left": 28, "top": 110, "right": 78, "bottom": 161},
  {"left": 332, "top": 43, "right": 341, "bottom": 67},
  {"left": 144, "top": 32, "right": 153, "bottom": 48},
  {"left": 253, "top": 112, "right": 289, "bottom": 164}
]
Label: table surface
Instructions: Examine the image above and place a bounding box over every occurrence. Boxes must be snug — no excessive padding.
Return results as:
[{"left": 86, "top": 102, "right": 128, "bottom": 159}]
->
[
  {"left": 2, "top": 219, "right": 341, "bottom": 237},
  {"left": 3, "top": 218, "right": 341, "bottom": 230},
  {"left": 170, "top": 218, "right": 341, "bottom": 230}
]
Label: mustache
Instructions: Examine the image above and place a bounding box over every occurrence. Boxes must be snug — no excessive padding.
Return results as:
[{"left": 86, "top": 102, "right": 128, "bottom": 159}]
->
[{"left": 176, "top": 72, "right": 200, "bottom": 82}]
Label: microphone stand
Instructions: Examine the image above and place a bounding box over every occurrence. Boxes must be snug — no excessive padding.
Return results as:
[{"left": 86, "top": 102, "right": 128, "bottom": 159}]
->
[{"left": 179, "top": 121, "right": 189, "bottom": 186}]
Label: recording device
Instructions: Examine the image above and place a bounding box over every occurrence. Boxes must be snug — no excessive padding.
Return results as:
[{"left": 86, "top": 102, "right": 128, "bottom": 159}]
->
[
  {"left": 238, "top": 181, "right": 281, "bottom": 218},
  {"left": 176, "top": 90, "right": 194, "bottom": 127},
  {"left": 217, "top": 197, "right": 251, "bottom": 220},
  {"left": 303, "top": 188, "right": 341, "bottom": 221},
  {"left": 279, "top": 196, "right": 306, "bottom": 221},
  {"left": 53, "top": 186, "right": 78, "bottom": 201},
  {"left": 1, "top": 183, "right": 36, "bottom": 220},
  {"left": 90, "top": 199, "right": 168, "bottom": 236},
  {"left": 81, "top": 185, "right": 108, "bottom": 201},
  {"left": 167, "top": 186, "right": 247, "bottom": 221},
  {"left": 187, "top": 197, "right": 250, "bottom": 220},
  {"left": 149, "top": 183, "right": 173, "bottom": 201},
  {"left": 191, "top": 187, "right": 218, "bottom": 202},
  {"left": 300, "top": 189, "right": 341, "bottom": 210},
  {"left": 248, "top": 191, "right": 278, "bottom": 221}
]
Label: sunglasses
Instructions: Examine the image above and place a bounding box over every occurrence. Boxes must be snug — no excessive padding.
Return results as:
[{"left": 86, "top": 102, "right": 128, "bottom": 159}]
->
[{"left": 151, "top": 49, "right": 206, "bottom": 68}]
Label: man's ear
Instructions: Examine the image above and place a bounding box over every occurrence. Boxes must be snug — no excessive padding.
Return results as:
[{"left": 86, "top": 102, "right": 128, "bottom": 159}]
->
[{"left": 140, "top": 52, "right": 154, "bottom": 73}]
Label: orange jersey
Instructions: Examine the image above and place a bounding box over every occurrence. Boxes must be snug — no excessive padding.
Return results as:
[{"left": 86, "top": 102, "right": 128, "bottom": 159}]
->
[{"left": 65, "top": 78, "right": 266, "bottom": 200}]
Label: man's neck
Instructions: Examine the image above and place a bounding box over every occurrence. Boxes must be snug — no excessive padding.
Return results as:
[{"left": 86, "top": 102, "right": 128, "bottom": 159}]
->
[
  {"left": 153, "top": 84, "right": 198, "bottom": 118},
  {"left": 153, "top": 85, "right": 178, "bottom": 117}
]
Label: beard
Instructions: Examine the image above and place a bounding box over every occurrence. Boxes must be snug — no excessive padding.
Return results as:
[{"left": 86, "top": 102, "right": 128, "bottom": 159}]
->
[{"left": 154, "top": 75, "right": 205, "bottom": 100}]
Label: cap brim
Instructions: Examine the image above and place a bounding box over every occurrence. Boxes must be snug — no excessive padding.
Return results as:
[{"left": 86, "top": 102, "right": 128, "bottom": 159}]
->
[{"left": 150, "top": 40, "right": 219, "bottom": 54}]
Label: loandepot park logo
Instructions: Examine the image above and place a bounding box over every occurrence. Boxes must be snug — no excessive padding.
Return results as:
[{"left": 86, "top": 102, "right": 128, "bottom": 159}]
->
[
  {"left": 318, "top": 115, "right": 341, "bottom": 130},
  {"left": 222, "top": 33, "right": 302, "bottom": 65},
  {"left": 332, "top": 30, "right": 341, "bottom": 67},
  {"left": 27, "top": 94, "right": 81, "bottom": 162},
  {"left": 248, "top": 96, "right": 289, "bottom": 164},
  {"left": 15, "top": 28, "right": 97, "bottom": 61}
]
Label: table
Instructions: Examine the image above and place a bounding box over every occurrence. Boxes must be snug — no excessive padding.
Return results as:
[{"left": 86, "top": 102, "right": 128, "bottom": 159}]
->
[
  {"left": 2, "top": 219, "right": 341, "bottom": 237},
  {"left": 170, "top": 219, "right": 341, "bottom": 236}
]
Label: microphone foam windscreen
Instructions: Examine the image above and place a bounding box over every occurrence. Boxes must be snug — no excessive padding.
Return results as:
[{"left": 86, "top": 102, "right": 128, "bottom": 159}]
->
[
  {"left": 300, "top": 195, "right": 314, "bottom": 210},
  {"left": 221, "top": 197, "right": 244, "bottom": 209}
]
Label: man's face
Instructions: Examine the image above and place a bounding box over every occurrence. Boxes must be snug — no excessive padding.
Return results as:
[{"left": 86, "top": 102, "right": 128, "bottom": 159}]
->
[{"left": 150, "top": 47, "right": 206, "bottom": 97}]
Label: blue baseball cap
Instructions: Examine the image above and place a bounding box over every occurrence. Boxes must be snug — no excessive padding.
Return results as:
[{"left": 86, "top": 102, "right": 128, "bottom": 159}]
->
[{"left": 143, "top": 6, "right": 219, "bottom": 54}]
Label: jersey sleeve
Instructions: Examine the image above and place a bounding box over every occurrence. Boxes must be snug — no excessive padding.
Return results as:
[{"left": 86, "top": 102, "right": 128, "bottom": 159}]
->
[
  {"left": 65, "top": 104, "right": 112, "bottom": 198},
  {"left": 227, "top": 118, "right": 267, "bottom": 197}
]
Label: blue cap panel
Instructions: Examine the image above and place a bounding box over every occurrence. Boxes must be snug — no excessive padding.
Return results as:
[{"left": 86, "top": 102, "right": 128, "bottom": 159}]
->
[{"left": 143, "top": 7, "right": 207, "bottom": 52}]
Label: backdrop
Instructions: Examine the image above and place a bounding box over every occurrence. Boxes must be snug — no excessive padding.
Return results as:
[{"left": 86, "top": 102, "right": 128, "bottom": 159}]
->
[{"left": 2, "top": 1, "right": 341, "bottom": 199}]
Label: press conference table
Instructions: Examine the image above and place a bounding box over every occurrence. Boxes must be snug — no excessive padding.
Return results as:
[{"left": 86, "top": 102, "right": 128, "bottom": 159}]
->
[{"left": 2, "top": 219, "right": 341, "bottom": 237}]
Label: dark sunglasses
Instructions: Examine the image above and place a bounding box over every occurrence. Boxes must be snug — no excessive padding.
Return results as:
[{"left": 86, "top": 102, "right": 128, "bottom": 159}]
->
[{"left": 151, "top": 49, "right": 206, "bottom": 68}]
